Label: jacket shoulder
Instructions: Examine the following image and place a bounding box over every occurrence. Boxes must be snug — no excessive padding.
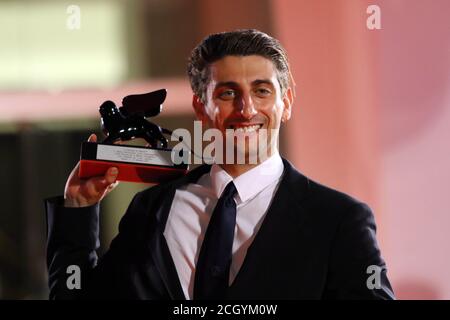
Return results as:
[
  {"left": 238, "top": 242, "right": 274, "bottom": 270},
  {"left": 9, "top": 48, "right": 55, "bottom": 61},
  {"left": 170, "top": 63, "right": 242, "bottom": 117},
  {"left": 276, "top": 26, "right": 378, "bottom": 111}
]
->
[
  {"left": 307, "top": 178, "right": 366, "bottom": 211},
  {"left": 283, "top": 158, "right": 363, "bottom": 206},
  {"left": 282, "top": 158, "right": 371, "bottom": 221}
]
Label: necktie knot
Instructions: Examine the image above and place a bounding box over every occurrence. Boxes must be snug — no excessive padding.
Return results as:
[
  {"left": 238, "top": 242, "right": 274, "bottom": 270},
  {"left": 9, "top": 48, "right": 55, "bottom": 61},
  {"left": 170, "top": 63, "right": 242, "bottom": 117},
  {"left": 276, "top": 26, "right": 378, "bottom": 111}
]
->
[{"left": 221, "top": 181, "right": 237, "bottom": 200}]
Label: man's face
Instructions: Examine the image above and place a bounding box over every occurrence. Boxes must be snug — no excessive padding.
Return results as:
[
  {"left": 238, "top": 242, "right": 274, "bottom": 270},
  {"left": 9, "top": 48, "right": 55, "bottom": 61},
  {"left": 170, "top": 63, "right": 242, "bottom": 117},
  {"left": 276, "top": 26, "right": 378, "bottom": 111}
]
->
[{"left": 193, "top": 55, "right": 293, "bottom": 163}]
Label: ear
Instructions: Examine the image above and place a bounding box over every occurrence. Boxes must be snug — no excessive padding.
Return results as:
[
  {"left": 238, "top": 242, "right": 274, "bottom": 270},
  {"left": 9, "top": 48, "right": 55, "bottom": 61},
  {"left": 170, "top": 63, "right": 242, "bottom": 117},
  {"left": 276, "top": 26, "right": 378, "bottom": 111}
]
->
[
  {"left": 281, "top": 87, "right": 294, "bottom": 123},
  {"left": 192, "top": 95, "right": 208, "bottom": 123}
]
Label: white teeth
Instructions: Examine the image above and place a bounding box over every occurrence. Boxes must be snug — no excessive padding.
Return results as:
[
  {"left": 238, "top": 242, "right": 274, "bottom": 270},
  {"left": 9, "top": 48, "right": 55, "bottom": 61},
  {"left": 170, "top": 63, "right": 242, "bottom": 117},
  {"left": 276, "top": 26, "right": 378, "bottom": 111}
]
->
[{"left": 234, "top": 125, "right": 261, "bottom": 133}]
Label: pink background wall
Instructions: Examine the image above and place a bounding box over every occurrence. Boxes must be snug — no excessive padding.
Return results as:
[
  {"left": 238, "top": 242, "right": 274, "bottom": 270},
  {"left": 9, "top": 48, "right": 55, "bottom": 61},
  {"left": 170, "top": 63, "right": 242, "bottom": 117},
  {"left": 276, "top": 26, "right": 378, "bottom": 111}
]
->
[{"left": 273, "top": 0, "right": 450, "bottom": 299}]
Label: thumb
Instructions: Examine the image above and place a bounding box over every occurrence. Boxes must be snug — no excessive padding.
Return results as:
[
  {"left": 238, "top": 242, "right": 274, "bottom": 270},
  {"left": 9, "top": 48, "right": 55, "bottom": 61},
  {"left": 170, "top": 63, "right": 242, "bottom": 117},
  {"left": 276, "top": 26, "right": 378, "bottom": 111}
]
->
[
  {"left": 88, "top": 133, "right": 97, "bottom": 143},
  {"left": 104, "top": 167, "right": 119, "bottom": 185}
]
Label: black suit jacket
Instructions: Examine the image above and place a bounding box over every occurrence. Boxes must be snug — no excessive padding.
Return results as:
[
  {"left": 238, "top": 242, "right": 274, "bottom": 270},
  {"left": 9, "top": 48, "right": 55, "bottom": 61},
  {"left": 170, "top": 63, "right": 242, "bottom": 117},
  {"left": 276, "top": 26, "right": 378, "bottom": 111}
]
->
[{"left": 45, "top": 158, "right": 395, "bottom": 299}]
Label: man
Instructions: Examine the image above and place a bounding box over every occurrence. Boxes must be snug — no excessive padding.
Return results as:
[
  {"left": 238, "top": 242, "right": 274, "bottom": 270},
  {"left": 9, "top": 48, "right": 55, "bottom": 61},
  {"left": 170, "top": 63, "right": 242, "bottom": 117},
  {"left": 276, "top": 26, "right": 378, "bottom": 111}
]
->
[{"left": 45, "top": 29, "right": 395, "bottom": 300}]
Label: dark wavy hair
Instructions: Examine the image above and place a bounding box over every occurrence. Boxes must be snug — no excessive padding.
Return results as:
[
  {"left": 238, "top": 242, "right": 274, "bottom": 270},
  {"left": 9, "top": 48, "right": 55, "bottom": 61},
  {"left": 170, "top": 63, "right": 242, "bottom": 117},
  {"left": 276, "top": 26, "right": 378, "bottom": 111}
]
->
[{"left": 187, "top": 29, "right": 294, "bottom": 103}]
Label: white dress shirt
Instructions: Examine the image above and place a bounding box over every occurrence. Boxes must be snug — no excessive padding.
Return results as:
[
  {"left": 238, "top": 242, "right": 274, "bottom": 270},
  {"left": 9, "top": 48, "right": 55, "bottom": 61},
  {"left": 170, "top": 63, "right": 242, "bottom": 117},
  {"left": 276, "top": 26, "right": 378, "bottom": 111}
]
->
[{"left": 163, "top": 152, "right": 284, "bottom": 300}]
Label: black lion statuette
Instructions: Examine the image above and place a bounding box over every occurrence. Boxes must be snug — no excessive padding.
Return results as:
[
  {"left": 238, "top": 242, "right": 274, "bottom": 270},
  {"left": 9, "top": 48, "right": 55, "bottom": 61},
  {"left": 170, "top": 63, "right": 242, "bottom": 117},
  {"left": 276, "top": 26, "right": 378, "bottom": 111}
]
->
[{"left": 99, "top": 89, "right": 171, "bottom": 149}]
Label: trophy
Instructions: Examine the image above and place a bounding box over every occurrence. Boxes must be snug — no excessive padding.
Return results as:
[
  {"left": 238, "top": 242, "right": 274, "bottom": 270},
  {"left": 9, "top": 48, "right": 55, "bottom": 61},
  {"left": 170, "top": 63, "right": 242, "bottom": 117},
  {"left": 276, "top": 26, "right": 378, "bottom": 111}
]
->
[{"left": 78, "top": 89, "right": 189, "bottom": 183}]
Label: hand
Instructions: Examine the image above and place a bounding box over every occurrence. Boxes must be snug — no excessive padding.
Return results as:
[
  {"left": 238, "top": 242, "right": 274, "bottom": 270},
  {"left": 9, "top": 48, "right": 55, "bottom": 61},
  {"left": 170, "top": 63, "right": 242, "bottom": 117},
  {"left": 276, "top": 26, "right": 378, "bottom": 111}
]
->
[{"left": 63, "top": 134, "right": 119, "bottom": 207}]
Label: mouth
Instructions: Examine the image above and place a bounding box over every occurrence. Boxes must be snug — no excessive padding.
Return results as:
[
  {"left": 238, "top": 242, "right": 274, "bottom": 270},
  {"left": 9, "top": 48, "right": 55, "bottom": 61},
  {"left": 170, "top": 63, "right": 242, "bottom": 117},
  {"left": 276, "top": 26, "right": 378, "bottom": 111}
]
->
[{"left": 227, "top": 123, "right": 264, "bottom": 133}]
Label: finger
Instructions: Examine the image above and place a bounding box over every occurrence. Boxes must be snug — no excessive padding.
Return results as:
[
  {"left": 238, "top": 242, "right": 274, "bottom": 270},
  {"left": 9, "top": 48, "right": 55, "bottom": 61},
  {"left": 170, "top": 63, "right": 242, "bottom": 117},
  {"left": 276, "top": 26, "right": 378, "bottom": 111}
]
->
[
  {"left": 88, "top": 133, "right": 97, "bottom": 143},
  {"left": 83, "top": 167, "right": 118, "bottom": 197},
  {"left": 107, "top": 181, "right": 119, "bottom": 191},
  {"left": 104, "top": 167, "right": 119, "bottom": 185},
  {"left": 85, "top": 176, "right": 111, "bottom": 196}
]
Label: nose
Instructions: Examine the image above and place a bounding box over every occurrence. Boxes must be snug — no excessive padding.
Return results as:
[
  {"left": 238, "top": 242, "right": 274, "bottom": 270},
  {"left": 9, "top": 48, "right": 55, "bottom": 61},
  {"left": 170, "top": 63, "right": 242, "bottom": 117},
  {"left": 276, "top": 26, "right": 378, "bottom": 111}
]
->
[{"left": 237, "top": 92, "right": 257, "bottom": 119}]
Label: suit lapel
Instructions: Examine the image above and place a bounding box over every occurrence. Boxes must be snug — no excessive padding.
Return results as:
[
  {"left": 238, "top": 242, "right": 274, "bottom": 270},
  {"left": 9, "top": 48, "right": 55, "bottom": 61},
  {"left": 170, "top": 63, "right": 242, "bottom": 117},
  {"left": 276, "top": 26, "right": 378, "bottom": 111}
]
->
[{"left": 147, "top": 164, "right": 212, "bottom": 300}]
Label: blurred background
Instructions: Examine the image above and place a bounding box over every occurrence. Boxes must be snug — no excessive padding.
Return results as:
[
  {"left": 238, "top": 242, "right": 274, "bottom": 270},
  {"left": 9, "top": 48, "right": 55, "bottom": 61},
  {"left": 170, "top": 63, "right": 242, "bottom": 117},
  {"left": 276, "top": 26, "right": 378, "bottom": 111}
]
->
[{"left": 0, "top": 0, "right": 449, "bottom": 299}]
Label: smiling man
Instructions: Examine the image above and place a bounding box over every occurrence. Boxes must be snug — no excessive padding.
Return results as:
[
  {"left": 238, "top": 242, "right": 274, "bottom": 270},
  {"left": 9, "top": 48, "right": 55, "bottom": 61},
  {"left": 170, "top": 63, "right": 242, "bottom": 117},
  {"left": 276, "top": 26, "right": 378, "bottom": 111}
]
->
[
  {"left": 45, "top": 29, "right": 395, "bottom": 300},
  {"left": 191, "top": 53, "right": 292, "bottom": 174}
]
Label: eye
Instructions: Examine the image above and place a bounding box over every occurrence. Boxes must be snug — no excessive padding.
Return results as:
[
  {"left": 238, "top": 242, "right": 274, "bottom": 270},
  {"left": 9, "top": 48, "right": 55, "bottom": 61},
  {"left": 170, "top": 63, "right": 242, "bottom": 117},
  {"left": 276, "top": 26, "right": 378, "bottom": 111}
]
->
[
  {"left": 255, "top": 87, "right": 272, "bottom": 97},
  {"left": 218, "top": 90, "right": 236, "bottom": 100}
]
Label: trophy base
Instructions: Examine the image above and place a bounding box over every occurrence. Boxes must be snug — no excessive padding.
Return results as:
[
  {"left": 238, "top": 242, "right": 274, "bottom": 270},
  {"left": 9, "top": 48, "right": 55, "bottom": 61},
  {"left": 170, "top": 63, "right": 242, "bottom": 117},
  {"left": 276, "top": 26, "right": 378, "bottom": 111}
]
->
[
  {"left": 79, "top": 159, "right": 188, "bottom": 184},
  {"left": 78, "top": 142, "right": 188, "bottom": 184}
]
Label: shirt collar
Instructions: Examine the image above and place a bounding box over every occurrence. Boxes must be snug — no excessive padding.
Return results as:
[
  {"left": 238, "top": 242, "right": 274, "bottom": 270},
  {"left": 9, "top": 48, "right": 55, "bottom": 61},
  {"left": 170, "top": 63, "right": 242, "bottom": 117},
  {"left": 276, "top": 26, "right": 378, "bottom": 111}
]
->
[{"left": 210, "top": 152, "right": 284, "bottom": 203}]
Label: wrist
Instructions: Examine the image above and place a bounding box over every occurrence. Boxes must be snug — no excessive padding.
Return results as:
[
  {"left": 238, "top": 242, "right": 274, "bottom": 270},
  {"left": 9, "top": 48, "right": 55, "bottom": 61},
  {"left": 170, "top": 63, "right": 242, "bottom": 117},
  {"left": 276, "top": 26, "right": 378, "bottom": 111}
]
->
[{"left": 63, "top": 197, "right": 81, "bottom": 208}]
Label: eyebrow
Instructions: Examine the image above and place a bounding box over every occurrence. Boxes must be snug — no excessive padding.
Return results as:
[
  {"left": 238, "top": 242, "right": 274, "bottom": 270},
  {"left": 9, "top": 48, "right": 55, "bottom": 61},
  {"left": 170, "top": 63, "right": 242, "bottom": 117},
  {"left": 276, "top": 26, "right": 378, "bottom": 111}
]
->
[{"left": 214, "top": 79, "right": 275, "bottom": 90}]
